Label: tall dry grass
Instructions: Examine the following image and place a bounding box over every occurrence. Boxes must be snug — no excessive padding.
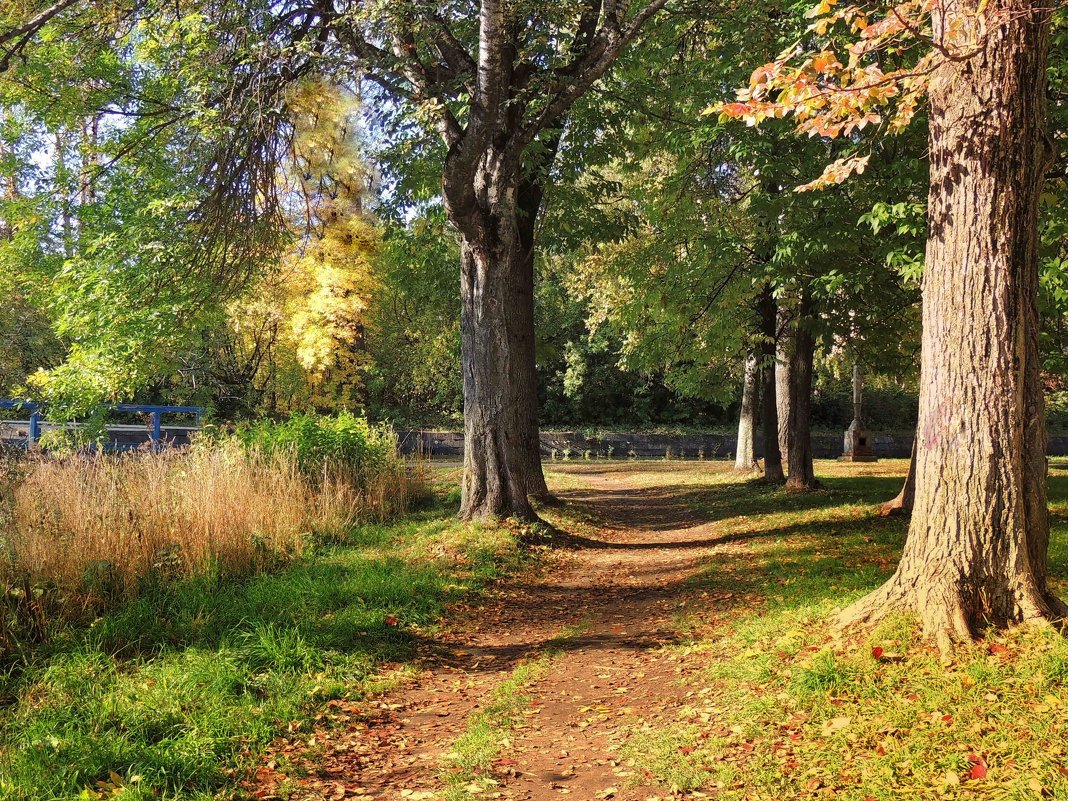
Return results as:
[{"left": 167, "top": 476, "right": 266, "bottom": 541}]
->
[{"left": 0, "top": 441, "right": 425, "bottom": 613}]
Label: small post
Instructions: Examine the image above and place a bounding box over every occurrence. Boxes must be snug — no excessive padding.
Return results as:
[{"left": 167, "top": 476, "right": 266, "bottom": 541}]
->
[
  {"left": 28, "top": 408, "right": 41, "bottom": 448},
  {"left": 852, "top": 361, "right": 863, "bottom": 428},
  {"left": 151, "top": 411, "right": 162, "bottom": 450}
]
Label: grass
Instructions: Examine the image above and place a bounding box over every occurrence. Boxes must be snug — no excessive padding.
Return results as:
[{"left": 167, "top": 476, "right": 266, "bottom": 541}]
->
[
  {"left": 621, "top": 459, "right": 1068, "bottom": 800},
  {"left": 0, "top": 501, "right": 522, "bottom": 801},
  {"left": 0, "top": 439, "right": 424, "bottom": 634}
]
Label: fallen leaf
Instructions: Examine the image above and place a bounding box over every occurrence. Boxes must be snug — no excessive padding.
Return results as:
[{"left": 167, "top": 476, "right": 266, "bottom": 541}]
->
[{"left": 821, "top": 716, "right": 851, "bottom": 736}]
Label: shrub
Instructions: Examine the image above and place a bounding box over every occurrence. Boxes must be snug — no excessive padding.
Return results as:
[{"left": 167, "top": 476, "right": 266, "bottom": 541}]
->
[{"left": 232, "top": 412, "right": 398, "bottom": 479}]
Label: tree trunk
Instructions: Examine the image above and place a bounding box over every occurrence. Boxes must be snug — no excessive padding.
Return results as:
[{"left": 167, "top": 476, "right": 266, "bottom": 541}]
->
[
  {"left": 775, "top": 317, "right": 792, "bottom": 467},
  {"left": 758, "top": 286, "right": 785, "bottom": 483},
  {"left": 879, "top": 435, "right": 917, "bottom": 516},
  {"left": 734, "top": 352, "right": 759, "bottom": 472},
  {"left": 785, "top": 289, "right": 818, "bottom": 491},
  {"left": 516, "top": 173, "right": 553, "bottom": 503},
  {"left": 451, "top": 168, "right": 542, "bottom": 521},
  {"left": 841, "top": 1, "right": 1065, "bottom": 647}
]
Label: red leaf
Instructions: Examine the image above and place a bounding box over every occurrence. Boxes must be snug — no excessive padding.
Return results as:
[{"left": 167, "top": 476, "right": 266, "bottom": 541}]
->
[
  {"left": 941, "top": 714, "right": 953, "bottom": 724},
  {"left": 969, "top": 763, "right": 988, "bottom": 780},
  {"left": 384, "top": 615, "right": 399, "bottom": 627},
  {"left": 967, "top": 753, "right": 985, "bottom": 765},
  {"left": 871, "top": 646, "right": 884, "bottom": 660}
]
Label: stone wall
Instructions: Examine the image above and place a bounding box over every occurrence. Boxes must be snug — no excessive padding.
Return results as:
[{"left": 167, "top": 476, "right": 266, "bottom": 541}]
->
[{"left": 397, "top": 430, "right": 921, "bottom": 459}]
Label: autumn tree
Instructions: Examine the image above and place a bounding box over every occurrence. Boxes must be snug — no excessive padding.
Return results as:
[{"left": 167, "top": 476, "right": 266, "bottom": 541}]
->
[{"left": 721, "top": 0, "right": 1067, "bottom": 646}]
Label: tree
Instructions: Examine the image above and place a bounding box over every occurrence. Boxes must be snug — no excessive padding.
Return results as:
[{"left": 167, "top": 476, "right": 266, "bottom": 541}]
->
[
  {"left": 309, "top": 1, "right": 670, "bottom": 519},
  {"left": 721, "top": 0, "right": 1066, "bottom": 645},
  {"left": 756, "top": 284, "right": 786, "bottom": 482},
  {"left": 734, "top": 352, "right": 759, "bottom": 472}
]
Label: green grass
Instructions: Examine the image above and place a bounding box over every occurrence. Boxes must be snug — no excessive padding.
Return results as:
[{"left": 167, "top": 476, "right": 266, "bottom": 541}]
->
[
  {"left": 439, "top": 655, "right": 555, "bottom": 801},
  {"left": 0, "top": 505, "right": 522, "bottom": 801},
  {"left": 621, "top": 459, "right": 1068, "bottom": 800}
]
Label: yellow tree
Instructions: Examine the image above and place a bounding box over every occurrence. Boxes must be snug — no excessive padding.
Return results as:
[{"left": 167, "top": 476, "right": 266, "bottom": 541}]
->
[{"left": 229, "top": 81, "right": 378, "bottom": 412}]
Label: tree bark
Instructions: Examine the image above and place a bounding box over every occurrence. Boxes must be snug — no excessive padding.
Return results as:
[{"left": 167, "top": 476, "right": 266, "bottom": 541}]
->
[
  {"left": 734, "top": 352, "right": 759, "bottom": 472},
  {"left": 841, "top": 1, "right": 1065, "bottom": 647},
  {"left": 879, "top": 435, "right": 917, "bottom": 516},
  {"left": 515, "top": 169, "right": 554, "bottom": 503},
  {"left": 775, "top": 315, "right": 792, "bottom": 467},
  {"left": 785, "top": 289, "right": 818, "bottom": 491},
  {"left": 450, "top": 158, "right": 542, "bottom": 521},
  {"left": 758, "top": 285, "right": 786, "bottom": 483}
]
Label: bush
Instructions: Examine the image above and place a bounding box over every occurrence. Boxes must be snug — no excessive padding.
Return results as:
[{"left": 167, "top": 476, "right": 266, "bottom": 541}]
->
[{"left": 232, "top": 412, "right": 398, "bottom": 479}]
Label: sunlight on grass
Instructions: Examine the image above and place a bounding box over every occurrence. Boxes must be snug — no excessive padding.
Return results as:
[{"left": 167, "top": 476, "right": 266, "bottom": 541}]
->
[
  {"left": 623, "top": 459, "right": 1068, "bottom": 800},
  {"left": 0, "top": 507, "right": 522, "bottom": 801}
]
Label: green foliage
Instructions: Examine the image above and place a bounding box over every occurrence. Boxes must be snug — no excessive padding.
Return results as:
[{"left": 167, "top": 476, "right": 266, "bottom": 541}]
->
[
  {"left": 232, "top": 413, "right": 398, "bottom": 478},
  {"left": 364, "top": 206, "right": 464, "bottom": 426}
]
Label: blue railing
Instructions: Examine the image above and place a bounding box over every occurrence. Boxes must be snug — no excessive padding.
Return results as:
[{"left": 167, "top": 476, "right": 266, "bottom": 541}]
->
[{"left": 0, "top": 400, "right": 203, "bottom": 449}]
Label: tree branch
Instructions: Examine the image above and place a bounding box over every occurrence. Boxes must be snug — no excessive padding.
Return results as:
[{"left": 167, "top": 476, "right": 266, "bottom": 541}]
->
[
  {"left": 510, "top": 0, "right": 671, "bottom": 159},
  {"left": 0, "top": 0, "right": 82, "bottom": 72}
]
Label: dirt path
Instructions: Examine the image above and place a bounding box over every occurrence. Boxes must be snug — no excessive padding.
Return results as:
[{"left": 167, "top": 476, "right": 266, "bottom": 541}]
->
[{"left": 254, "top": 464, "right": 743, "bottom": 801}]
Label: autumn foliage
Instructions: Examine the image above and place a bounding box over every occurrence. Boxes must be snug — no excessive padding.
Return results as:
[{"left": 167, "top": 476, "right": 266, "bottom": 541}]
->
[{"left": 713, "top": 0, "right": 993, "bottom": 190}]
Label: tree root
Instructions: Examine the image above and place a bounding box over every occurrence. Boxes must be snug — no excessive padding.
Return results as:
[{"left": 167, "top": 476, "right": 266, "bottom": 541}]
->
[
  {"left": 531, "top": 491, "right": 564, "bottom": 508},
  {"left": 878, "top": 492, "right": 911, "bottom": 517},
  {"left": 839, "top": 576, "right": 1068, "bottom": 659},
  {"left": 785, "top": 478, "right": 822, "bottom": 493}
]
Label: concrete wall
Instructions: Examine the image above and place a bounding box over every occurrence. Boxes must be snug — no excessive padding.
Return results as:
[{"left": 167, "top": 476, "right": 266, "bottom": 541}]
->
[{"left": 397, "top": 430, "right": 921, "bottom": 460}]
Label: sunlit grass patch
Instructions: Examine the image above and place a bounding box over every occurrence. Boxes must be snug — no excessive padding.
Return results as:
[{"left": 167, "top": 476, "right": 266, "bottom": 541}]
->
[
  {"left": 0, "top": 505, "right": 523, "bottom": 801},
  {"left": 626, "top": 461, "right": 1068, "bottom": 800}
]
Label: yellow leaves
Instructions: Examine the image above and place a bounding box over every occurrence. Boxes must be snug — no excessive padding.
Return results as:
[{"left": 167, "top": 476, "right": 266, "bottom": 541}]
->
[
  {"left": 805, "top": 0, "right": 838, "bottom": 19},
  {"left": 795, "top": 154, "right": 870, "bottom": 192},
  {"left": 820, "top": 715, "right": 851, "bottom": 736},
  {"left": 289, "top": 218, "right": 378, "bottom": 376},
  {"left": 718, "top": 0, "right": 934, "bottom": 192},
  {"left": 810, "top": 50, "right": 842, "bottom": 75}
]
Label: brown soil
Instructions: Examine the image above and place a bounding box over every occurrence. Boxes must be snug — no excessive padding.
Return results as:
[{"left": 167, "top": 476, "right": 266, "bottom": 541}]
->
[{"left": 251, "top": 463, "right": 744, "bottom": 801}]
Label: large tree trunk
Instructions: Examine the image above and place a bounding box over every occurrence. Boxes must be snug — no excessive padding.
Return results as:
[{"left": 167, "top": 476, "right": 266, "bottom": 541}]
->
[
  {"left": 841, "top": 1, "right": 1065, "bottom": 647},
  {"left": 734, "top": 352, "right": 759, "bottom": 472},
  {"left": 879, "top": 435, "right": 917, "bottom": 516},
  {"left": 758, "top": 286, "right": 786, "bottom": 483},
  {"left": 786, "top": 290, "right": 818, "bottom": 491},
  {"left": 451, "top": 165, "right": 542, "bottom": 521}
]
